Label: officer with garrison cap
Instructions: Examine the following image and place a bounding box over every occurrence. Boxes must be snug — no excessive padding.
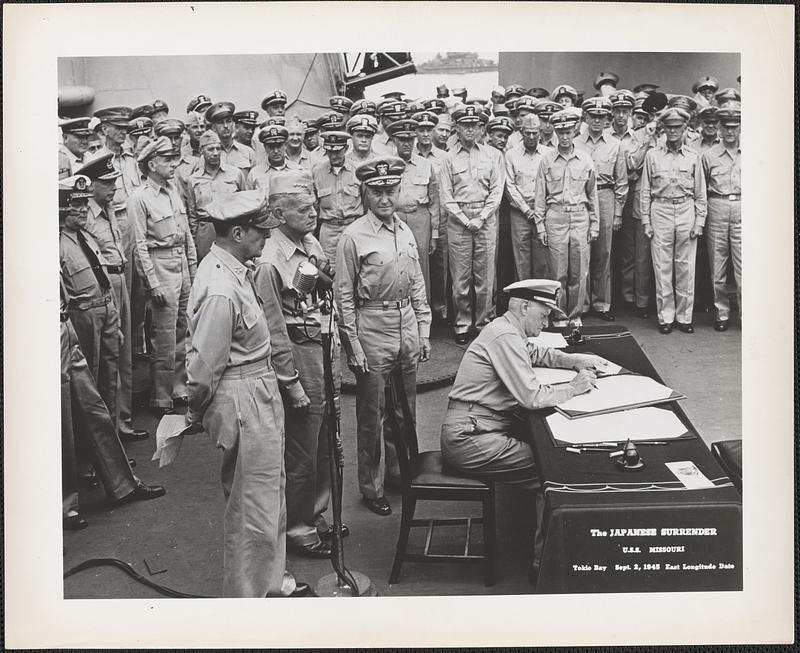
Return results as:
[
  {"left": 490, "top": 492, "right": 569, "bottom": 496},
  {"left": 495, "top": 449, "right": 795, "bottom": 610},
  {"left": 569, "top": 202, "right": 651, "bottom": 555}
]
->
[
  {"left": 439, "top": 104, "right": 505, "bottom": 343},
  {"left": 335, "top": 157, "right": 432, "bottom": 517},
  {"left": 533, "top": 108, "right": 600, "bottom": 326},
  {"left": 441, "top": 279, "right": 604, "bottom": 577},
  {"left": 185, "top": 190, "right": 313, "bottom": 598},
  {"left": 128, "top": 136, "right": 198, "bottom": 412},
  {"left": 640, "top": 107, "right": 707, "bottom": 334}
]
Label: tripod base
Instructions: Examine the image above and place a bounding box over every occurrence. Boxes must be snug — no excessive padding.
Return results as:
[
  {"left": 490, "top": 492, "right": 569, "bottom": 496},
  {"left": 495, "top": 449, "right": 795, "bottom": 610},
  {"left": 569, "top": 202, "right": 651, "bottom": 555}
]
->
[{"left": 314, "top": 571, "right": 377, "bottom": 597}]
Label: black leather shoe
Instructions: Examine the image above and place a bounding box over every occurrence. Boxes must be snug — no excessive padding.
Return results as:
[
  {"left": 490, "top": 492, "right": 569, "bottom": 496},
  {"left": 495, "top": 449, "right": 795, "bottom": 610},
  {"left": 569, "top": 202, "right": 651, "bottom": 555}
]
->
[
  {"left": 63, "top": 513, "right": 89, "bottom": 531},
  {"left": 289, "top": 582, "right": 316, "bottom": 597},
  {"left": 677, "top": 322, "right": 695, "bottom": 334},
  {"left": 319, "top": 524, "right": 350, "bottom": 540},
  {"left": 362, "top": 496, "right": 392, "bottom": 516},
  {"left": 714, "top": 319, "right": 729, "bottom": 332},
  {"left": 289, "top": 540, "right": 332, "bottom": 559},
  {"left": 113, "top": 481, "right": 166, "bottom": 506},
  {"left": 597, "top": 311, "right": 615, "bottom": 322},
  {"left": 454, "top": 333, "right": 469, "bottom": 345},
  {"left": 128, "top": 458, "right": 136, "bottom": 469},
  {"left": 636, "top": 307, "right": 650, "bottom": 319},
  {"left": 121, "top": 429, "right": 149, "bottom": 442},
  {"left": 658, "top": 323, "right": 673, "bottom": 334}
]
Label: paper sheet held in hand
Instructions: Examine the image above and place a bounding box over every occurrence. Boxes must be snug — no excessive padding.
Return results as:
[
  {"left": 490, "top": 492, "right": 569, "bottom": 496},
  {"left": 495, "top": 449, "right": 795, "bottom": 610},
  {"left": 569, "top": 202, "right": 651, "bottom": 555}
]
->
[
  {"left": 151, "top": 414, "right": 191, "bottom": 467},
  {"left": 555, "top": 374, "right": 680, "bottom": 417},
  {"left": 546, "top": 407, "right": 688, "bottom": 445},
  {"left": 533, "top": 356, "right": 622, "bottom": 385}
]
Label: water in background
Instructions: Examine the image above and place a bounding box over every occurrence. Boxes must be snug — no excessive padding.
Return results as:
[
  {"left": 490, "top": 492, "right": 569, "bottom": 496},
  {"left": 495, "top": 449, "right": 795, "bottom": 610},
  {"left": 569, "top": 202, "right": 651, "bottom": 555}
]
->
[{"left": 364, "top": 71, "right": 499, "bottom": 102}]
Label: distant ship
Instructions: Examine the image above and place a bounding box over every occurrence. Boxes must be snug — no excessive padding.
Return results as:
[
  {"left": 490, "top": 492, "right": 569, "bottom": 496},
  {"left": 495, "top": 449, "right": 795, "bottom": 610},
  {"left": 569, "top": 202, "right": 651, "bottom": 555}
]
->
[{"left": 415, "top": 52, "right": 498, "bottom": 74}]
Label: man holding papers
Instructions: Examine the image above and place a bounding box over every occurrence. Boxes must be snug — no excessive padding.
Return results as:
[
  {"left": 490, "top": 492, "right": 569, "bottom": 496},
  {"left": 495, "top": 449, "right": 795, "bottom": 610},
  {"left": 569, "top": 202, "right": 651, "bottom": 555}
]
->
[{"left": 440, "top": 278, "right": 607, "bottom": 578}]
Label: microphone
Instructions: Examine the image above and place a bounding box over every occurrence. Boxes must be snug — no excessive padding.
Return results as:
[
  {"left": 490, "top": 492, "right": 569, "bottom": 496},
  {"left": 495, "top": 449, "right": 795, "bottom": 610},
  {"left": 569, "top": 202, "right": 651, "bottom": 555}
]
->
[{"left": 292, "top": 261, "right": 319, "bottom": 296}]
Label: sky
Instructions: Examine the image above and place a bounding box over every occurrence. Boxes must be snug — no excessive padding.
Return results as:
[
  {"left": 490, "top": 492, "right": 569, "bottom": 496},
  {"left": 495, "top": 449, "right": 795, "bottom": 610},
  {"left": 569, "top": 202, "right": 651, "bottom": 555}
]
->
[{"left": 412, "top": 52, "right": 499, "bottom": 64}]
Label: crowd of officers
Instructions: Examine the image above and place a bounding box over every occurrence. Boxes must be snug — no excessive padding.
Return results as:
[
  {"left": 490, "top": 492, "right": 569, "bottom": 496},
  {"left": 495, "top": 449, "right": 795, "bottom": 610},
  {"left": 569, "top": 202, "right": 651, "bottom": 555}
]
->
[{"left": 57, "top": 69, "right": 742, "bottom": 596}]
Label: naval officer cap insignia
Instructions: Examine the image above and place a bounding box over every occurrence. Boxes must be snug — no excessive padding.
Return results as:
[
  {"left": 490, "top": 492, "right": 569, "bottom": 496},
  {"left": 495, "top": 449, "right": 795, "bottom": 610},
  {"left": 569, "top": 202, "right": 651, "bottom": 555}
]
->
[
  {"left": 355, "top": 156, "right": 405, "bottom": 187},
  {"left": 329, "top": 96, "right": 354, "bottom": 113},
  {"left": 152, "top": 99, "right": 169, "bottom": 114},
  {"left": 258, "top": 125, "right": 289, "bottom": 144},
  {"left": 552, "top": 84, "right": 579, "bottom": 102},
  {"left": 692, "top": 75, "right": 719, "bottom": 94},
  {"left": 412, "top": 111, "right": 439, "bottom": 127},
  {"left": 304, "top": 120, "right": 320, "bottom": 135},
  {"left": 715, "top": 87, "right": 741, "bottom": 105},
  {"left": 154, "top": 118, "right": 186, "bottom": 137},
  {"left": 260, "top": 89, "right": 288, "bottom": 110},
  {"left": 351, "top": 99, "right": 377, "bottom": 116},
  {"left": 504, "top": 84, "right": 526, "bottom": 100},
  {"left": 205, "top": 102, "right": 236, "bottom": 123},
  {"left": 503, "top": 279, "right": 566, "bottom": 319},
  {"left": 321, "top": 130, "right": 351, "bottom": 151},
  {"left": 383, "top": 102, "right": 408, "bottom": 120},
  {"left": 716, "top": 105, "right": 741, "bottom": 126},
  {"left": 491, "top": 103, "right": 510, "bottom": 117},
  {"left": 60, "top": 117, "right": 93, "bottom": 136},
  {"left": 658, "top": 107, "right": 691, "bottom": 125},
  {"left": 528, "top": 87, "right": 550, "bottom": 99},
  {"left": 205, "top": 190, "right": 279, "bottom": 229},
  {"left": 137, "top": 135, "right": 179, "bottom": 163},
  {"left": 453, "top": 104, "right": 481, "bottom": 124},
  {"left": 317, "top": 111, "right": 345, "bottom": 132},
  {"left": 632, "top": 97, "right": 650, "bottom": 117},
  {"left": 593, "top": 71, "right": 620, "bottom": 90},
  {"left": 131, "top": 104, "right": 155, "bottom": 120},
  {"left": 533, "top": 100, "right": 562, "bottom": 117},
  {"left": 421, "top": 98, "right": 447, "bottom": 114},
  {"left": 268, "top": 168, "right": 315, "bottom": 199},
  {"left": 187, "top": 94, "right": 213, "bottom": 114},
  {"left": 550, "top": 107, "right": 583, "bottom": 130},
  {"left": 582, "top": 96, "right": 613, "bottom": 115},
  {"left": 234, "top": 110, "right": 259, "bottom": 126},
  {"left": 387, "top": 119, "right": 418, "bottom": 139},
  {"left": 515, "top": 95, "right": 538, "bottom": 112},
  {"left": 75, "top": 152, "right": 121, "bottom": 182},
  {"left": 93, "top": 106, "right": 133, "bottom": 128},
  {"left": 346, "top": 114, "right": 378, "bottom": 135},
  {"left": 59, "top": 174, "right": 94, "bottom": 207},
  {"left": 610, "top": 90, "right": 636, "bottom": 109},
  {"left": 128, "top": 117, "right": 154, "bottom": 137},
  {"left": 486, "top": 116, "right": 514, "bottom": 134}
]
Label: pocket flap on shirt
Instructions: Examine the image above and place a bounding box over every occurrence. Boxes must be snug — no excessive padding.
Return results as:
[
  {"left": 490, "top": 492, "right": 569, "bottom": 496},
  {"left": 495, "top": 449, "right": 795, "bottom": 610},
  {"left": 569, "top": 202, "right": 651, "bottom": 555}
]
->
[
  {"left": 317, "top": 187, "right": 333, "bottom": 198},
  {"left": 241, "top": 302, "right": 262, "bottom": 329}
]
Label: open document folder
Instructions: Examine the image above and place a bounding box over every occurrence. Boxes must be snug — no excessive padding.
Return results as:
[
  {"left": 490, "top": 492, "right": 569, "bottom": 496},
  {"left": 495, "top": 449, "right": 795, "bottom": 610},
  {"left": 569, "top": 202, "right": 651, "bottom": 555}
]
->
[
  {"left": 151, "top": 414, "right": 195, "bottom": 467},
  {"left": 546, "top": 406, "right": 689, "bottom": 445},
  {"left": 554, "top": 374, "right": 685, "bottom": 419}
]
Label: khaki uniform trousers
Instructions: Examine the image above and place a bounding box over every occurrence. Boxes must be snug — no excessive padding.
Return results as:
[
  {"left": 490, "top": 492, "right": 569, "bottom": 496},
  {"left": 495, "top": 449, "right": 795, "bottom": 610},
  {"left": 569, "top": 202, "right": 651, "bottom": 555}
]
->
[
  {"left": 617, "top": 189, "right": 637, "bottom": 304},
  {"left": 318, "top": 220, "right": 353, "bottom": 274},
  {"left": 355, "top": 306, "right": 419, "bottom": 500},
  {"left": 509, "top": 206, "right": 549, "bottom": 281},
  {"left": 68, "top": 296, "right": 120, "bottom": 424},
  {"left": 204, "top": 360, "right": 287, "bottom": 598},
  {"left": 284, "top": 333, "right": 339, "bottom": 547},
  {"left": 61, "top": 319, "right": 136, "bottom": 516},
  {"left": 706, "top": 196, "right": 742, "bottom": 321},
  {"left": 440, "top": 400, "right": 544, "bottom": 563},
  {"left": 586, "top": 188, "right": 615, "bottom": 313},
  {"left": 544, "top": 204, "right": 590, "bottom": 321},
  {"left": 396, "top": 206, "right": 432, "bottom": 304},
  {"left": 631, "top": 182, "right": 653, "bottom": 310},
  {"left": 447, "top": 205, "right": 497, "bottom": 335},
  {"left": 148, "top": 247, "right": 190, "bottom": 408},
  {"left": 429, "top": 215, "right": 449, "bottom": 319},
  {"left": 109, "top": 270, "right": 135, "bottom": 437},
  {"left": 649, "top": 199, "right": 698, "bottom": 325}
]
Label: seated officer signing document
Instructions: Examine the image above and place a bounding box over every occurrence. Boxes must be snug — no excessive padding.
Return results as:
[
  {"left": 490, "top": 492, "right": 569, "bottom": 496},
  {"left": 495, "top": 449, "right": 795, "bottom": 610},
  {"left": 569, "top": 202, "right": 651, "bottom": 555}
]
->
[{"left": 440, "top": 278, "right": 605, "bottom": 578}]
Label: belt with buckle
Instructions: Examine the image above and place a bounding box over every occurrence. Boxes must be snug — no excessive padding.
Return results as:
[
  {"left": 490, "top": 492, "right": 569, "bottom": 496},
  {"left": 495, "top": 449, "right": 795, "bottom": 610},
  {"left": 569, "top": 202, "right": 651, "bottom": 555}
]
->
[
  {"left": 106, "top": 264, "right": 125, "bottom": 275},
  {"left": 596, "top": 184, "right": 614, "bottom": 190},
  {"left": 653, "top": 196, "right": 690, "bottom": 204},
  {"left": 709, "top": 192, "right": 741, "bottom": 201},
  {"left": 68, "top": 294, "right": 111, "bottom": 310},
  {"left": 358, "top": 297, "right": 411, "bottom": 310},
  {"left": 557, "top": 203, "right": 586, "bottom": 212},
  {"left": 457, "top": 201, "right": 485, "bottom": 208}
]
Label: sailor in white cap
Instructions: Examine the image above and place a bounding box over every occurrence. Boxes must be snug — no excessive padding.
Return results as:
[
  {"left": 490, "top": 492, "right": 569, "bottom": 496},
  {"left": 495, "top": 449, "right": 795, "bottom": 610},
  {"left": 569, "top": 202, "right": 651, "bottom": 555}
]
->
[{"left": 441, "top": 278, "right": 607, "bottom": 578}]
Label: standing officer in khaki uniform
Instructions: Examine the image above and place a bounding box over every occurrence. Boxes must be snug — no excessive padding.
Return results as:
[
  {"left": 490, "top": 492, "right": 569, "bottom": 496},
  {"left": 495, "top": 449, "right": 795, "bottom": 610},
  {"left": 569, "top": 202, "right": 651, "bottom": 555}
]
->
[
  {"left": 128, "top": 136, "right": 198, "bottom": 413},
  {"left": 206, "top": 102, "right": 257, "bottom": 173},
  {"left": 285, "top": 119, "right": 313, "bottom": 169},
  {"left": 185, "top": 191, "right": 312, "bottom": 598},
  {"left": 439, "top": 105, "right": 504, "bottom": 343},
  {"left": 575, "top": 97, "right": 629, "bottom": 320},
  {"left": 78, "top": 154, "right": 149, "bottom": 442},
  {"left": 246, "top": 125, "right": 300, "bottom": 192},
  {"left": 641, "top": 107, "right": 707, "bottom": 334},
  {"left": 533, "top": 108, "right": 600, "bottom": 326},
  {"left": 154, "top": 118, "right": 198, "bottom": 206},
  {"left": 335, "top": 156, "right": 432, "bottom": 517},
  {"left": 534, "top": 100, "right": 561, "bottom": 149},
  {"left": 261, "top": 89, "right": 288, "bottom": 117},
  {"left": 187, "top": 130, "right": 247, "bottom": 261},
  {"left": 345, "top": 114, "right": 379, "bottom": 166},
  {"left": 233, "top": 110, "right": 259, "bottom": 148},
  {"left": 58, "top": 117, "right": 93, "bottom": 179},
  {"left": 504, "top": 113, "right": 553, "bottom": 281},
  {"left": 311, "top": 130, "right": 365, "bottom": 268},
  {"left": 254, "top": 169, "right": 346, "bottom": 559},
  {"left": 701, "top": 105, "right": 741, "bottom": 331},
  {"left": 388, "top": 118, "right": 441, "bottom": 303}
]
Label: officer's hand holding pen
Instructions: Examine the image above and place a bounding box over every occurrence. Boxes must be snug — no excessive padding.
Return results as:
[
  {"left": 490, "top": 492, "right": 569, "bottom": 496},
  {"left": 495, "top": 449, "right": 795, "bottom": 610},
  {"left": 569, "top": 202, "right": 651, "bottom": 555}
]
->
[
  {"left": 569, "top": 369, "right": 597, "bottom": 395},
  {"left": 150, "top": 286, "right": 168, "bottom": 306},
  {"left": 419, "top": 337, "right": 431, "bottom": 363}
]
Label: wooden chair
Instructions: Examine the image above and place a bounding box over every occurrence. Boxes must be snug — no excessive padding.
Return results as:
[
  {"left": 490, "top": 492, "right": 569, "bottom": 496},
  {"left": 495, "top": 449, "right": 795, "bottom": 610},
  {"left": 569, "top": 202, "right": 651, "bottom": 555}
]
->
[{"left": 384, "top": 369, "right": 497, "bottom": 587}]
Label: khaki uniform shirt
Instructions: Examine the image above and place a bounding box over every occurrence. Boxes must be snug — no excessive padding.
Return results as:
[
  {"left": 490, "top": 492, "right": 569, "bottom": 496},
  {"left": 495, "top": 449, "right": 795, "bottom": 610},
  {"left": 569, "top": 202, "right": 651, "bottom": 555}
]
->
[
  {"left": 245, "top": 159, "right": 300, "bottom": 192},
  {"left": 640, "top": 144, "right": 708, "bottom": 227},
  {"left": 395, "top": 154, "right": 441, "bottom": 238},
  {"left": 533, "top": 146, "right": 600, "bottom": 233},
  {"left": 59, "top": 227, "right": 112, "bottom": 305},
  {"left": 186, "top": 163, "right": 246, "bottom": 237},
  {"left": 335, "top": 211, "right": 432, "bottom": 359},
  {"left": 448, "top": 312, "right": 577, "bottom": 412},
  {"left": 701, "top": 143, "right": 741, "bottom": 196},
  {"left": 414, "top": 144, "right": 447, "bottom": 178},
  {"left": 285, "top": 147, "right": 313, "bottom": 170},
  {"left": 128, "top": 177, "right": 198, "bottom": 290},
  {"left": 311, "top": 158, "right": 364, "bottom": 223},
  {"left": 58, "top": 145, "right": 84, "bottom": 179},
  {"left": 439, "top": 141, "right": 505, "bottom": 226},
  {"left": 504, "top": 144, "right": 553, "bottom": 218},
  {"left": 220, "top": 140, "right": 257, "bottom": 172},
  {"left": 85, "top": 199, "right": 127, "bottom": 268},
  {"left": 97, "top": 145, "right": 142, "bottom": 222},
  {"left": 575, "top": 131, "right": 629, "bottom": 218}
]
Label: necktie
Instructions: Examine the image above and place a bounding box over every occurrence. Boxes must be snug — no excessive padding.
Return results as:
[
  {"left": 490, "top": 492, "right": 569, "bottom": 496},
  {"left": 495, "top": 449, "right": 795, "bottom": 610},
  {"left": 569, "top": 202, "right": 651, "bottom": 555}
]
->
[{"left": 76, "top": 229, "right": 110, "bottom": 291}]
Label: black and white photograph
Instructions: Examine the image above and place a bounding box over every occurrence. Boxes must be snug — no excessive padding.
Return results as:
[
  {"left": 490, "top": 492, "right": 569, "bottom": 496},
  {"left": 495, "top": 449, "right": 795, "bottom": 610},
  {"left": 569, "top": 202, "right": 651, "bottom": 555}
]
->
[{"left": 3, "top": 2, "right": 794, "bottom": 648}]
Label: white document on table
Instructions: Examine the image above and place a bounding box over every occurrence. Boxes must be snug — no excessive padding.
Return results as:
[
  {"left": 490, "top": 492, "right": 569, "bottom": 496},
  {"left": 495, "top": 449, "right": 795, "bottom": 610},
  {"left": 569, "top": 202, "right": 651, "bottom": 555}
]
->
[
  {"left": 152, "top": 414, "right": 190, "bottom": 468},
  {"left": 533, "top": 357, "right": 622, "bottom": 386},
  {"left": 546, "top": 407, "right": 688, "bottom": 445},
  {"left": 528, "top": 332, "right": 568, "bottom": 349},
  {"left": 555, "top": 374, "right": 680, "bottom": 417},
  {"left": 665, "top": 461, "right": 715, "bottom": 489}
]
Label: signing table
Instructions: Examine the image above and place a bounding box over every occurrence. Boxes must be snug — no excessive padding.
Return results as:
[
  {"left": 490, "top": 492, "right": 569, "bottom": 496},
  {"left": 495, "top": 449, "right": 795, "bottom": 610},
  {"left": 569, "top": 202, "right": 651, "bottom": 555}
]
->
[{"left": 529, "top": 325, "right": 742, "bottom": 593}]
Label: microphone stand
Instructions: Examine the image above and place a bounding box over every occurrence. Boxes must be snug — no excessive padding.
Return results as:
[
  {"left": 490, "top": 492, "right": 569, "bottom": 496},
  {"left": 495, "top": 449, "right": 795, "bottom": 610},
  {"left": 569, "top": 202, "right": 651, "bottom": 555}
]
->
[{"left": 313, "top": 288, "right": 375, "bottom": 597}]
